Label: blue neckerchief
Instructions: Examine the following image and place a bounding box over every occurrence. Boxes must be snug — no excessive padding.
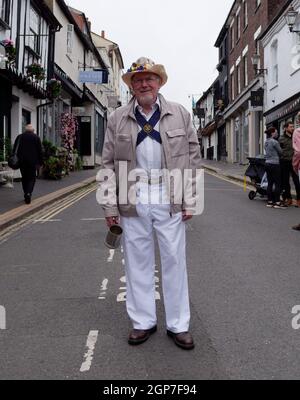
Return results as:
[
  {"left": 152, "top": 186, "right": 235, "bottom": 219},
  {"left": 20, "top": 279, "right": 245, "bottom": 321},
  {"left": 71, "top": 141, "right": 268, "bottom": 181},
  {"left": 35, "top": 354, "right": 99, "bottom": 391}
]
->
[{"left": 135, "top": 107, "right": 162, "bottom": 146}]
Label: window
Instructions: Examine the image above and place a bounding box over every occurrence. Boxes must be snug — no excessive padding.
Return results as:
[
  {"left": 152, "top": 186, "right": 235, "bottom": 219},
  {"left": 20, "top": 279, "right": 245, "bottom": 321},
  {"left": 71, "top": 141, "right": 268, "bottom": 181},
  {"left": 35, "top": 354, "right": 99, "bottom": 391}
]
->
[
  {"left": 230, "top": 25, "right": 235, "bottom": 50},
  {"left": 243, "top": 55, "right": 248, "bottom": 87},
  {"left": 271, "top": 40, "right": 278, "bottom": 86},
  {"left": 0, "top": 0, "right": 10, "bottom": 24},
  {"left": 28, "top": 6, "right": 40, "bottom": 54},
  {"left": 231, "top": 71, "right": 235, "bottom": 100},
  {"left": 67, "top": 24, "right": 74, "bottom": 54},
  {"left": 236, "top": 13, "right": 241, "bottom": 42},
  {"left": 243, "top": 1, "right": 248, "bottom": 29},
  {"left": 237, "top": 65, "right": 241, "bottom": 94}
]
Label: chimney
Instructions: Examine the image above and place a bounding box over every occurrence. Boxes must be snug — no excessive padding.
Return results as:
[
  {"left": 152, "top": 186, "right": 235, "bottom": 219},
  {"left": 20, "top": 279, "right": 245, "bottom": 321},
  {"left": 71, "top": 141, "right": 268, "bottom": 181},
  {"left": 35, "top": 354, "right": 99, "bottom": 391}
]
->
[{"left": 101, "top": 30, "right": 105, "bottom": 38}]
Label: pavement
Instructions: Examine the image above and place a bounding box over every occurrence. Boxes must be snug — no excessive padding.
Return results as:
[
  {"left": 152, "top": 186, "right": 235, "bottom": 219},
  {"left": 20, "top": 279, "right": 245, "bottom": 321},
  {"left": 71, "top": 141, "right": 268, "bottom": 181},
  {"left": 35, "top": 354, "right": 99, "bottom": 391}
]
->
[
  {"left": 201, "top": 159, "right": 251, "bottom": 184},
  {"left": 0, "top": 168, "right": 99, "bottom": 230}
]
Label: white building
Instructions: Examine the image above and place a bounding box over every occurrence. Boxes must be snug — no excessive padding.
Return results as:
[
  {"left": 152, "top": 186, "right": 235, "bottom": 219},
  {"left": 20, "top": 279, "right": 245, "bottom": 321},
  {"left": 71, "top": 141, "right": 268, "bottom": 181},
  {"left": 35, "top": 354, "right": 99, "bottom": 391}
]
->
[
  {"left": 197, "top": 82, "right": 219, "bottom": 160},
  {"left": 0, "top": 0, "right": 60, "bottom": 160},
  {"left": 261, "top": 0, "right": 300, "bottom": 132},
  {"left": 91, "top": 31, "right": 125, "bottom": 164},
  {"left": 43, "top": 0, "right": 111, "bottom": 168}
]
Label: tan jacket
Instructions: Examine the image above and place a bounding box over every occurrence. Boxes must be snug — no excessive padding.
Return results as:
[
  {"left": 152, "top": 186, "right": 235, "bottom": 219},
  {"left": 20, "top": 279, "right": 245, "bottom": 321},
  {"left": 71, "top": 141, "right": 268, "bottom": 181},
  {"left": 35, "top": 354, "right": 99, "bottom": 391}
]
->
[{"left": 99, "top": 94, "right": 202, "bottom": 218}]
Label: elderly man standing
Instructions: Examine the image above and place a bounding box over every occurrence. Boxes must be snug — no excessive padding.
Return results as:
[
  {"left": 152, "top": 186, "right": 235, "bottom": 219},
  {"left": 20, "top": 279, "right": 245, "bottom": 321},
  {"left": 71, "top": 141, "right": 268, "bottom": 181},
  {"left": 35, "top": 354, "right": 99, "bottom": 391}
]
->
[{"left": 99, "top": 57, "right": 202, "bottom": 350}]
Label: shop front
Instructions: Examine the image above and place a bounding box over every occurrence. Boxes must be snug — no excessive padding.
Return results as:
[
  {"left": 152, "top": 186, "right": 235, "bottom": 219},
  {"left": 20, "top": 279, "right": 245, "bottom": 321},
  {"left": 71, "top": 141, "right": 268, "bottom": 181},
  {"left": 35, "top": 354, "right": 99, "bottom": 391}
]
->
[{"left": 265, "top": 93, "right": 300, "bottom": 133}]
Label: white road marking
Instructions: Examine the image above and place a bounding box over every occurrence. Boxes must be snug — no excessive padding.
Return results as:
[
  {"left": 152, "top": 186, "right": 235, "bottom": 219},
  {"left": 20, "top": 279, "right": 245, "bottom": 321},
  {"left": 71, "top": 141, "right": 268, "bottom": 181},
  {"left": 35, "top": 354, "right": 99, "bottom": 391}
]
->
[
  {"left": 34, "top": 219, "right": 61, "bottom": 223},
  {"left": 107, "top": 250, "right": 115, "bottom": 263},
  {"left": 98, "top": 279, "right": 108, "bottom": 300},
  {"left": 101, "top": 279, "right": 108, "bottom": 291},
  {"left": 80, "top": 330, "right": 99, "bottom": 373},
  {"left": 81, "top": 218, "right": 105, "bottom": 221}
]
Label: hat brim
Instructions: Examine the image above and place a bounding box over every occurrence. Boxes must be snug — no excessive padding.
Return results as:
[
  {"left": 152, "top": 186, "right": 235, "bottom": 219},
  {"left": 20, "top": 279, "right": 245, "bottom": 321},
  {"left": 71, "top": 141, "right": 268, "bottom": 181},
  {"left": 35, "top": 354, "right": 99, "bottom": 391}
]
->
[{"left": 122, "top": 65, "right": 168, "bottom": 88}]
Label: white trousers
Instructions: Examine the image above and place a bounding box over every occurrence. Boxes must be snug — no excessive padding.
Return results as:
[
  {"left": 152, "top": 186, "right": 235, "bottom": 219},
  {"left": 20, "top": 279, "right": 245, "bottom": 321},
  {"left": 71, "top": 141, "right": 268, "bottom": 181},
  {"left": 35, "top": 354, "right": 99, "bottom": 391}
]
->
[{"left": 121, "top": 203, "right": 190, "bottom": 333}]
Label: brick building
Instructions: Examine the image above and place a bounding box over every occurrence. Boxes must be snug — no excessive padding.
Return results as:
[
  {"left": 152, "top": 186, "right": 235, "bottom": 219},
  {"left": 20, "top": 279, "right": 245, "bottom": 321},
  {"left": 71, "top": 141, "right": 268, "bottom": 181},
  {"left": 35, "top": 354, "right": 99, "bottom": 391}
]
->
[{"left": 220, "top": 0, "right": 288, "bottom": 164}]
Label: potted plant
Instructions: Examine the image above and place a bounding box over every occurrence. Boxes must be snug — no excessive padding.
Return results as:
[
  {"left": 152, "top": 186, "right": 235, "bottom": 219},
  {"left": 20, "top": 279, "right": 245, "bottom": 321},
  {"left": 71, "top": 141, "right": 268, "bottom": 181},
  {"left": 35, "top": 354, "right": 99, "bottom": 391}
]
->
[
  {"left": 47, "top": 78, "right": 62, "bottom": 99},
  {"left": 42, "top": 140, "right": 68, "bottom": 180},
  {"left": 1, "top": 39, "right": 16, "bottom": 65},
  {"left": 26, "top": 63, "right": 46, "bottom": 81}
]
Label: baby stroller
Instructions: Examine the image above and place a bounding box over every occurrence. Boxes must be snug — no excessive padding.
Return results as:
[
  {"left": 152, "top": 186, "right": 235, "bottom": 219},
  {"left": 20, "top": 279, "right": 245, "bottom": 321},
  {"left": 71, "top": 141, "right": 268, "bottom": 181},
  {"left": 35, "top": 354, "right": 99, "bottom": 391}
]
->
[{"left": 245, "top": 156, "right": 268, "bottom": 200}]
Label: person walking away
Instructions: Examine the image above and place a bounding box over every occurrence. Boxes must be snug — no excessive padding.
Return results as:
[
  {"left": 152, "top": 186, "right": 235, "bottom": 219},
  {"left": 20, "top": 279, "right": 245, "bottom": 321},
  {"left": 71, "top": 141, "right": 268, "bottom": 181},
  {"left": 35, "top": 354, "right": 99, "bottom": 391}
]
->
[
  {"left": 99, "top": 57, "right": 202, "bottom": 350},
  {"left": 292, "top": 113, "right": 300, "bottom": 230},
  {"left": 279, "top": 122, "right": 300, "bottom": 207},
  {"left": 265, "top": 127, "right": 285, "bottom": 209},
  {"left": 13, "top": 124, "right": 43, "bottom": 204}
]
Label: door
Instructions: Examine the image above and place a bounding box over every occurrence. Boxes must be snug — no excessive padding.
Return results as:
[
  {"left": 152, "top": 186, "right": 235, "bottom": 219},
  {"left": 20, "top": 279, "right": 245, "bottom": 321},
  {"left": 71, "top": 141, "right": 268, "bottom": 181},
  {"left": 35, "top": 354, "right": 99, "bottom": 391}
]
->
[
  {"left": 22, "top": 109, "right": 31, "bottom": 132},
  {"left": 78, "top": 116, "right": 92, "bottom": 156}
]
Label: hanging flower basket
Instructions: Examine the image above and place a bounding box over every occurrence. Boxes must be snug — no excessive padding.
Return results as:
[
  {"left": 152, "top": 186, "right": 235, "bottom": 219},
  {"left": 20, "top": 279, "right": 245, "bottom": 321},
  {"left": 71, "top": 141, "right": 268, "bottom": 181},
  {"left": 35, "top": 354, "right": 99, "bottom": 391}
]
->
[
  {"left": 1, "top": 39, "right": 16, "bottom": 65},
  {"left": 47, "top": 78, "right": 62, "bottom": 99},
  {"left": 26, "top": 63, "right": 46, "bottom": 81}
]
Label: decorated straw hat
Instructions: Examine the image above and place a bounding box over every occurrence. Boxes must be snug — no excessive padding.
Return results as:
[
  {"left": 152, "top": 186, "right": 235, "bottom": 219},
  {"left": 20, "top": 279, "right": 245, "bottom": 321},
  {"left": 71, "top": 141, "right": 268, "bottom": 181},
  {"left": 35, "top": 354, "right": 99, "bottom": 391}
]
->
[{"left": 122, "top": 57, "right": 168, "bottom": 88}]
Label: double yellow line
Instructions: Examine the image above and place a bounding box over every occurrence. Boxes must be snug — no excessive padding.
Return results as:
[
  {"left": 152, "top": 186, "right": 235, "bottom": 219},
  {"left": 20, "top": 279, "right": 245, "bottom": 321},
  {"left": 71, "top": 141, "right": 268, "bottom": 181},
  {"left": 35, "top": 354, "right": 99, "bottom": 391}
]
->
[
  {"left": 0, "top": 183, "right": 97, "bottom": 243},
  {"left": 35, "top": 184, "right": 96, "bottom": 224}
]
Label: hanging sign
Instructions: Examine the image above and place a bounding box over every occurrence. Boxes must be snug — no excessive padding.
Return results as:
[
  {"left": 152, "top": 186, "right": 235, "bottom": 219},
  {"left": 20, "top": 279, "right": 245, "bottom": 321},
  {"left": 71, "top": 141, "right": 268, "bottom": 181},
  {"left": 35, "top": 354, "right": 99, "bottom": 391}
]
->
[{"left": 79, "top": 70, "right": 108, "bottom": 84}]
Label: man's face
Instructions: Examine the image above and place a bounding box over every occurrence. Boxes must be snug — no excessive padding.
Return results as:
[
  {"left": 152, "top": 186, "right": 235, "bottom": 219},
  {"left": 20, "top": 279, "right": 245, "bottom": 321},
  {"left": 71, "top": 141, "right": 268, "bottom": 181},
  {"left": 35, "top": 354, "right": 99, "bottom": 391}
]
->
[
  {"left": 131, "top": 72, "right": 161, "bottom": 107},
  {"left": 286, "top": 124, "right": 294, "bottom": 134}
]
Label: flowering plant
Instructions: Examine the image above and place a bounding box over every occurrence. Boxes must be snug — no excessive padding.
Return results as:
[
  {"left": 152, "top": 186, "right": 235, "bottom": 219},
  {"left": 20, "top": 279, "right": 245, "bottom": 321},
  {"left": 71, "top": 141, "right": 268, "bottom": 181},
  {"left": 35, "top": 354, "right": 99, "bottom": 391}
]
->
[
  {"left": 47, "top": 78, "right": 62, "bottom": 99},
  {"left": 26, "top": 63, "right": 46, "bottom": 81},
  {"left": 127, "top": 62, "right": 151, "bottom": 73},
  {"left": 1, "top": 39, "right": 16, "bottom": 64},
  {"left": 60, "top": 113, "right": 78, "bottom": 170}
]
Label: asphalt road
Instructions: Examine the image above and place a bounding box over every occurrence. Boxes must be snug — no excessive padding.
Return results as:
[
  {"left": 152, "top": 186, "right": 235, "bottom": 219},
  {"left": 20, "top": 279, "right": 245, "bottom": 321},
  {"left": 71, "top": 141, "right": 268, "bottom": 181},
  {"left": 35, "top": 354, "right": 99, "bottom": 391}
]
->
[{"left": 0, "top": 173, "right": 299, "bottom": 380}]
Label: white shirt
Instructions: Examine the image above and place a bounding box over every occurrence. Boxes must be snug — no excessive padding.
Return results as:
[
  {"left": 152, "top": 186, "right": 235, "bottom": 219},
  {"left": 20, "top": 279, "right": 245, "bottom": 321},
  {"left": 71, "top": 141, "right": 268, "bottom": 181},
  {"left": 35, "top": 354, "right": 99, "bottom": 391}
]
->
[
  {"left": 134, "top": 98, "right": 169, "bottom": 205},
  {"left": 134, "top": 98, "right": 162, "bottom": 176}
]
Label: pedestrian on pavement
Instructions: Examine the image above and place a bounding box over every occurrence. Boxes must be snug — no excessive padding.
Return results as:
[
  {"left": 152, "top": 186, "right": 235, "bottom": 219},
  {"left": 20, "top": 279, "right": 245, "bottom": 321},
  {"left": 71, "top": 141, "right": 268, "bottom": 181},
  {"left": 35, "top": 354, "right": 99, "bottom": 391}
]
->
[
  {"left": 99, "top": 57, "right": 202, "bottom": 350},
  {"left": 12, "top": 124, "right": 43, "bottom": 204},
  {"left": 279, "top": 121, "right": 300, "bottom": 207},
  {"left": 264, "top": 127, "right": 285, "bottom": 209},
  {"left": 292, "top": 113, "right": 300, "bottom": 231}
]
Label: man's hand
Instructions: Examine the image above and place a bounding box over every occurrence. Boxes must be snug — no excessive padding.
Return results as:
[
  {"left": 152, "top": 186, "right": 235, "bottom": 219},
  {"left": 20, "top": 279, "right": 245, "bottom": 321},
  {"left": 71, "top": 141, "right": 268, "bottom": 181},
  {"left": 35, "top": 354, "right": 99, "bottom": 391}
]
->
[
  {"left": 106, "top": 216, "right": 120, "bottom": 228},
  {"left": 182, "top": 210, "right": 193, "bottom": 222}
]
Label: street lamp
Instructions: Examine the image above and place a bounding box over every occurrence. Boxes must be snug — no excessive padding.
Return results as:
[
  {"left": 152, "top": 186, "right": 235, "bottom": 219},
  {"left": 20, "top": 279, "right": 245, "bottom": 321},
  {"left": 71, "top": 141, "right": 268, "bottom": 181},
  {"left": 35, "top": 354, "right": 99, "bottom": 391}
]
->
[
  {"left": 285, "top": 5, "right": 300, "bottom": 33},
  {"left": 251, "top": 53, "right": 268, "bottom": 75}
]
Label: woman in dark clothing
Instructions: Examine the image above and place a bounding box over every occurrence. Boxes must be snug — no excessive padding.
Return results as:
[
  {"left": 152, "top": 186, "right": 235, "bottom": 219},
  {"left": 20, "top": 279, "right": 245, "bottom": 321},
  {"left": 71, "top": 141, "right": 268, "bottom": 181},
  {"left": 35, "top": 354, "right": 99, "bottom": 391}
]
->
[
  {"left": 13, "top": 124, "right": 43, "bottom": 204},
  {"left": 264, "top": 127, "right": 286, "bottom": 209}
]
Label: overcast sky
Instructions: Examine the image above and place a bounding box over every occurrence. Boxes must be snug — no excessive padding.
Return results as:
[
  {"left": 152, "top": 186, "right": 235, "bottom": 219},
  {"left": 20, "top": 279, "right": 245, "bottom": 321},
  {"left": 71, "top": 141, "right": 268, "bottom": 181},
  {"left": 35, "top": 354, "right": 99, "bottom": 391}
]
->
[{"left": 67, "top": 0, "right": 233, "bottom": 112}]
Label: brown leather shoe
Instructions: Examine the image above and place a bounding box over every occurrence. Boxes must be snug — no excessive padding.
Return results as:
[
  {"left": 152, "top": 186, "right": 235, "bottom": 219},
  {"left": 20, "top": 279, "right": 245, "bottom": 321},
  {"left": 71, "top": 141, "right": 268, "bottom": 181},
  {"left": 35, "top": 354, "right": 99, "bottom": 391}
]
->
[
  {"left": 285, "top": 199, "right": 293, "bottom": 207},
  {"left": 292, "top": 224, "right": 300, "bottom": 231},
  {"left": 128, "top": 326, "right": 157, "bottom": 345},
  {"left": 167, "top": 330, "right": 195, "bottom": 350}
]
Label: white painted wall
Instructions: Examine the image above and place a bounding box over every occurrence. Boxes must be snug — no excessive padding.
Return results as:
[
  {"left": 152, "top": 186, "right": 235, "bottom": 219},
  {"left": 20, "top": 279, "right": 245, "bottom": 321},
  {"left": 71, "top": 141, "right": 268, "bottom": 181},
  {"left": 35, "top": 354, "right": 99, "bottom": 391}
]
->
[
  {"left": 11, "top": 88, "right": 38, "bottom": 142},
  {"left": 53, "top": 1, "right": 84, "bottom": 89},
  {"left": 262, "top": 0, "right": 300, "bottom": 113}
]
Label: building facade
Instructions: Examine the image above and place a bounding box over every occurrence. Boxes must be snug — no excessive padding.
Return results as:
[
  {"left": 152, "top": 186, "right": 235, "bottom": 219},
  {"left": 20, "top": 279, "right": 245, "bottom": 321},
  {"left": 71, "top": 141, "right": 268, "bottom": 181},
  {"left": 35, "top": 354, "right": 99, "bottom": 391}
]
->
[
  {"left": 261, "top": 0, "right": 300, "bottom": 133},
  {"left": 0, "top": 0, "right": 60, "bottom": 161},
  {"left": 221, "top": 0, "right": 287, "bottom": 164}
]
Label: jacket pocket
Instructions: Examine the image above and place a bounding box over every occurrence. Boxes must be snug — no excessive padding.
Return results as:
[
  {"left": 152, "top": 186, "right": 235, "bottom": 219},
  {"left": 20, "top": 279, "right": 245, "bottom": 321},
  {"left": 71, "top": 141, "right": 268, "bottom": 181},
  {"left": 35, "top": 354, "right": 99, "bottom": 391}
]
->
[
  {"left": 115, "top": 135, "right": 132, "bottom": 161},
  {"left": 166, "top": 129, "right": 189, "bottom": 157}
]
